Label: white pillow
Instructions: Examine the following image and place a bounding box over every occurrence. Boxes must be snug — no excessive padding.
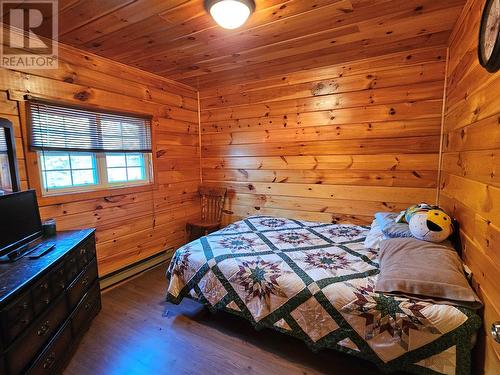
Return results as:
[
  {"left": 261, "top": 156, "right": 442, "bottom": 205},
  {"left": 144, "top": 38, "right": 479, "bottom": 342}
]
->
[{"left": 363, "top": 219, "right": 387, "bottom": 249}]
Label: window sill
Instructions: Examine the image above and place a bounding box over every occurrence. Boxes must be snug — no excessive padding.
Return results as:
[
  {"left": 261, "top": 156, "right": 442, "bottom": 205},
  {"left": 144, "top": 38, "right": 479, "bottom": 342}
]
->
[{"left": 36, "top": 182, "right": 156, "bottom": 207}]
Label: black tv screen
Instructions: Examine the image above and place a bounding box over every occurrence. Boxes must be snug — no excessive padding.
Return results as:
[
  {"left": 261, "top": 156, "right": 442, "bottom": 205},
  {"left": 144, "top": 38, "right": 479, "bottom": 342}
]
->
[{"left": 0, "top": 190, "right": 42, "bottom": 256}]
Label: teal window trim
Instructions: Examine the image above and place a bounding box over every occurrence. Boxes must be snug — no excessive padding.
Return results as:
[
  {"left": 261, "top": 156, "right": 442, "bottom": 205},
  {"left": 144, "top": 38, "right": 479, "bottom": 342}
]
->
[{"left": 37, "top": 150, "right": 152, "bottom": 195}]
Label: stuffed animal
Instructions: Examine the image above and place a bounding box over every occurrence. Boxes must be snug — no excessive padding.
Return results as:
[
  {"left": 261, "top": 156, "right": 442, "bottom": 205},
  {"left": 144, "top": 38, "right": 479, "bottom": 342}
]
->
[
  {"left": 401, "top": 203, "right": 436, "bottom": 223},
  {"left": 408, "top": 209, "right": 453, "bottom": 243}
]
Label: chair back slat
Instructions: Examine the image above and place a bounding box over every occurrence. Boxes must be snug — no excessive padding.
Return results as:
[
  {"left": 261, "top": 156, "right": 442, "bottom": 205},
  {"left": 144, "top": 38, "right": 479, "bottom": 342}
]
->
[{"left": 199, "top": 186, "right": 227, "bottom": 223}]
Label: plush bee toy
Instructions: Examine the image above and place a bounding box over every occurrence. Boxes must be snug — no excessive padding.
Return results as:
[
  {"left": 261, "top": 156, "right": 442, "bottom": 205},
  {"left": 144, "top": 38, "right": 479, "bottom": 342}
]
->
[
  {"left": 408, "top": 206, "right": 454, "bottom": 243},
  {"left": 396, "top": 203, "right": 454, "bottom": 243}
]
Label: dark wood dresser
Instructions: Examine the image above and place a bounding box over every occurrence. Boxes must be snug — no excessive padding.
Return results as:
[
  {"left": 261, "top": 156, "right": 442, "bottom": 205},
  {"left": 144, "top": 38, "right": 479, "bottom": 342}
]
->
[{"left": 0, "top": 229, "right": 101, "bottom": 375}]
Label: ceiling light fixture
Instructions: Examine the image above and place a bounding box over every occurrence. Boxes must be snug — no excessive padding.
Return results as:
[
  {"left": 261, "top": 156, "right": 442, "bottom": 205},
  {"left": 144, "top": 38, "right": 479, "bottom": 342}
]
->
[{"left": 204, "top": 0, "right": 256, "bottom": 30}]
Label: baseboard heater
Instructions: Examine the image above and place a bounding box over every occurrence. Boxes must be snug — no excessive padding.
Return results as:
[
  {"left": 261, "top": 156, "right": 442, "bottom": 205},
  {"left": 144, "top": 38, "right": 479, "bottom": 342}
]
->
[{"left": 99, "top": 249, "right": 173, "bottom": 290}]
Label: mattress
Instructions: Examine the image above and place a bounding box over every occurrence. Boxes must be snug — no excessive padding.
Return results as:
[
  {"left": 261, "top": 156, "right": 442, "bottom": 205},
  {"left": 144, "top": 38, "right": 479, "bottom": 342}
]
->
[{"left": 166, "top": 216, "right": 481, "bottom": 375}]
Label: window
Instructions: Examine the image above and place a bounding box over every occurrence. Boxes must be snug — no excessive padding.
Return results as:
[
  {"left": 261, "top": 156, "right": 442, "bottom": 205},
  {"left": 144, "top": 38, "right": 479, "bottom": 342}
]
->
[
  {"left": 37, "top": 151, "right": 152, "bottom": 193},
  {"left": 28, "top": 101, "right": 153, "bottom": 195},
  {"left": 105, "top": 153, "right": 147, "bottom": 183},
  {"left": 40, "top": 152, "right": 98, "bottom": 189}
]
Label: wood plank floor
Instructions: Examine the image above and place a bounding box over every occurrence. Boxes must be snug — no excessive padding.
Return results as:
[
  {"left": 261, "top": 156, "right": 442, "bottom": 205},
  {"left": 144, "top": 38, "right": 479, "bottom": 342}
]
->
[{"left": 64, "top": 264, "right": 397, "bottom": 375}]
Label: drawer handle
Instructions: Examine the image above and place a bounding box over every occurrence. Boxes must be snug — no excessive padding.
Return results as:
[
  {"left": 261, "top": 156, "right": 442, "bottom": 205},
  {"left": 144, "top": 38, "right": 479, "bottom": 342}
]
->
[
  {"left": 84, "top": 302, "right": 91, "bottom": 310},
  {"left": 59, "top": 282, "right": 65, "bottom": 290},
  {"left": 82, "top": 277, "right": 89, "bottom": 287},
  {"left": 43, "top": 297, "right": 50, "bottom": 304},
  {"left": 37, "top": 321, "right": 50, "bottom": 336},
  {"left": 40, "top": 282, "right": 49, "bottom": 290},
  {"left": 22, "top": 301, "right": 29, "bottom": 310},
  {"left": 20, "top": 318, "right": 29, "bottom": 325},
  {"left": 43, "top": 352, "right": 56, "bottom": 370}
]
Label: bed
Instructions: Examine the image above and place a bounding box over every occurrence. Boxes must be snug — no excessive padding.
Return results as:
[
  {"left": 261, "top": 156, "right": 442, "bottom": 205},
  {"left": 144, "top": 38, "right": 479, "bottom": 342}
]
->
[{"left": 166, "top": 215, "right": 481, "bottom": 375}]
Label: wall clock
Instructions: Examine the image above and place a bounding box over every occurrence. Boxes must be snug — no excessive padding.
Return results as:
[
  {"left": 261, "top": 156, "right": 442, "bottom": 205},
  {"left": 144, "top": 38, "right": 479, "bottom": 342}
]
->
[{"left": 478, "top": 0, "right": 500, "bottom": 72}]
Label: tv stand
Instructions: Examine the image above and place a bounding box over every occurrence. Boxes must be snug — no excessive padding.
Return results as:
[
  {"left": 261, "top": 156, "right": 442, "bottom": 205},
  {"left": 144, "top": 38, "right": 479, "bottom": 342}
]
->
[{"left": 0, "top": 229, "right": 100, "bottom": 374}]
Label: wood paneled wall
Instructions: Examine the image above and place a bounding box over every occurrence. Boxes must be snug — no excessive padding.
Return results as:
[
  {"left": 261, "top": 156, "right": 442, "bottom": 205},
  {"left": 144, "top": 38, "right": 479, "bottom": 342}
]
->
[
  {"left": 0, "top": 42, "right": 201, "bottom": 276},
  {"left": 438, "top": 0, "right": 500, "bottom": 372},
  {"left": 199, "top": 47, "right": 446, "bottom": 225}
]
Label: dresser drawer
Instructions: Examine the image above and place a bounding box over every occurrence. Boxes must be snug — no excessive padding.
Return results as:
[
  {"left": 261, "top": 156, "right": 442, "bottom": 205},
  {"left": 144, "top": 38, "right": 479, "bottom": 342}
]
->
[
  {"left": 26, "top": 322, "right": 72, "bottom": 375},
  {"left": 67, "top": 259, "right": 98, "bottom": 310},
  {"left": 0, "top": 292, "right": 34, "bottom": 346},
  {"left": 34, "top": 261, "right": 67, "bottom": 316},
  {"left": 71, "top": 282, "right": 100, "bottom": 336},
  {"left": 76, "top": 237, "right": 96, "bottom": 269},
  {"left": 6, "top": 296, "right": 68, "bottom": 375},
  {"left": 32, "top": 275, "right": 53, "bottom": 316}
]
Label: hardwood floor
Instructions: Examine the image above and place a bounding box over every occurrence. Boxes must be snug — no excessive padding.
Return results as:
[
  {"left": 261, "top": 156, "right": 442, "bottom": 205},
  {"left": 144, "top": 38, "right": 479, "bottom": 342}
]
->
[{"left": 65, "top": 264, "right": 394, "bottom": 375}]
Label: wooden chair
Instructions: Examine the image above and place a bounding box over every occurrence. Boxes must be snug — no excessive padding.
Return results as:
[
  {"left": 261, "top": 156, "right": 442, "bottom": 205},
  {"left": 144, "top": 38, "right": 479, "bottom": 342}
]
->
[{"left": 186, "top": 186, "right": 227, "bottom": 241}]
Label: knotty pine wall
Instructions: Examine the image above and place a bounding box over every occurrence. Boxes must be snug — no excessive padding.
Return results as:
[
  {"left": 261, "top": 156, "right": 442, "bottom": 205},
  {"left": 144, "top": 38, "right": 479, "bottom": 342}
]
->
[
  {"left": 0, "top": 43, "right": 200, "bottom": 276},
  {"left": 199, "top": 46, "right": 446, "bottom": 225},
  {"left": 438, "top": 0, "right": 500, "bottom": 372}
]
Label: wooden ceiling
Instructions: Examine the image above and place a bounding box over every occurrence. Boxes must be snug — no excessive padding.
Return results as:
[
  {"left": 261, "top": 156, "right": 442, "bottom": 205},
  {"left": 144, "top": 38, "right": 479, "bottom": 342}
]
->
[{"left": 55, "top": 0, "right": 466, "bottom": 88}]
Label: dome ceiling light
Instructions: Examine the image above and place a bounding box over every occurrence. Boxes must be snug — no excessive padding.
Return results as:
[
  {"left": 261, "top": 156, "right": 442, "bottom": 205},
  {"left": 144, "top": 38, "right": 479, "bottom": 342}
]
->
[{"left": 204, "top": 0, "right": 256, "bottom": 30}]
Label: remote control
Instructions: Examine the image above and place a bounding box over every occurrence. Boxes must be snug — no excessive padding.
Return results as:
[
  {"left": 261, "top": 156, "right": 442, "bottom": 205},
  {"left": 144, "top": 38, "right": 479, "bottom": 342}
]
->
[{"left": 28, "top": 243, "right": 55, "bottom": 259}]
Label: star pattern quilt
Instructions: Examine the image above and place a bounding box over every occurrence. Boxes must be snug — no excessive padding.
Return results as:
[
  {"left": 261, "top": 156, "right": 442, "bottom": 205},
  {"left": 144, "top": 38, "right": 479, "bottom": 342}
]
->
[{"left": 166, "top": 216, "right": 481, "bottom": 375}]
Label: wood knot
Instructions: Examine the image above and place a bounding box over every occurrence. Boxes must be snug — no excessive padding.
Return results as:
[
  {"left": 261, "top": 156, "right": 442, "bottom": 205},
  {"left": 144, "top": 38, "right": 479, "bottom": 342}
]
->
[
  {"left": 104, "top": 196, "right": 123, "bottom": 203},
  {"left": 311, "top": 80, "right": 338, "bottom": 96},
  {"left": 237, "top": 169, "right": 249, "bottom": 178},
  {"left": 74, "top": 91, "right": 91, "bottom": 101}
]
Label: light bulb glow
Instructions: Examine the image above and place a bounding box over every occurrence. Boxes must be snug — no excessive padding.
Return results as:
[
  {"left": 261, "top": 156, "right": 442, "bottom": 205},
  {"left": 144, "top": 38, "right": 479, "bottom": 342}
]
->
[{"left": 209, "top": 0, "right": 252, "bottom": 29}]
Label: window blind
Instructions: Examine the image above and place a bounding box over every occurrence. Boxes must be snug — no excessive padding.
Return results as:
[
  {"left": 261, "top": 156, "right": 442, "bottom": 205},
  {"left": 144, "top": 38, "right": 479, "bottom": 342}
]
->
[
  {"left": 28, "top": 101, "right": 152, "bottom": 153},
  {"left": 0, "top": 127, "right": 7, "bottom": 154}
]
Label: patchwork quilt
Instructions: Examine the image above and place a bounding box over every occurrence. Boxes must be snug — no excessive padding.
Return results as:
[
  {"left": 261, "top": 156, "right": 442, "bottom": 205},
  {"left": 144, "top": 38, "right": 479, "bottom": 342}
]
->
[{"left": 166, "top": 216, "right": 481, "bottom": 375}]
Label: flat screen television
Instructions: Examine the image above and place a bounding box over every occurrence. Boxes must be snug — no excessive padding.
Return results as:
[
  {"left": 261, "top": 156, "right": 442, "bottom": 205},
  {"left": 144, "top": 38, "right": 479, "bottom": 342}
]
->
[{"left": 0, "top": 190, "right": 43, "bottom": 258}]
